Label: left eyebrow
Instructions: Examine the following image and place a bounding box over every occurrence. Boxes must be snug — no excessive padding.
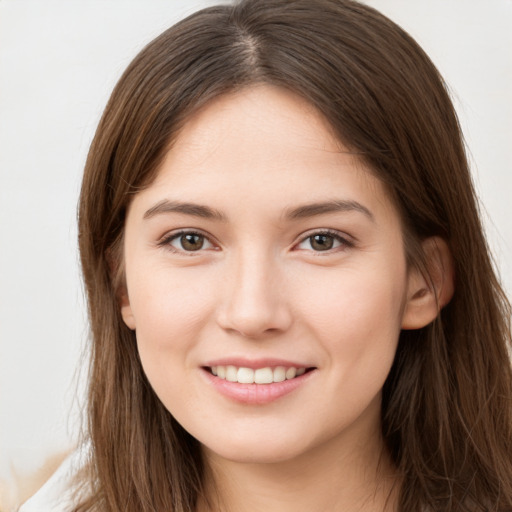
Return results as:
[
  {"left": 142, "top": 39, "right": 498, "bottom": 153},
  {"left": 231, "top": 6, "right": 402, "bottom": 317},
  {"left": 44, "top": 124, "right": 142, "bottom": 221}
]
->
[
  {"left": 283, "top": 200, "right": 374, "bottom": 222},
  {"left": 143, "top": 199, "right": 227, "bottom": 221}
]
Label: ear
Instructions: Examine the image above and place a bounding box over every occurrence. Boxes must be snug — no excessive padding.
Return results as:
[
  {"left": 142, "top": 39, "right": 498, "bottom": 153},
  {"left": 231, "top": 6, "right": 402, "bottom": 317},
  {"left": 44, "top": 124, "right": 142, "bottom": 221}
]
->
[
  {"left": 401, "top": 237, "right": 454, "bottom": 330},
  {"left": 106, "top": 240, "right": 136, "bottom": 331},
  {"left": 119, "top": 285, "right": 136, "bottom": 330}
]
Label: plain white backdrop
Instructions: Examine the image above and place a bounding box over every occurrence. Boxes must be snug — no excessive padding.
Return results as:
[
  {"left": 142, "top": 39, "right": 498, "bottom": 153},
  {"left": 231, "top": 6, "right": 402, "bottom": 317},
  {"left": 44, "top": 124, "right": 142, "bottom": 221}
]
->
[{"left": 1, "top": 0, "right": 511, "bottom": 489}]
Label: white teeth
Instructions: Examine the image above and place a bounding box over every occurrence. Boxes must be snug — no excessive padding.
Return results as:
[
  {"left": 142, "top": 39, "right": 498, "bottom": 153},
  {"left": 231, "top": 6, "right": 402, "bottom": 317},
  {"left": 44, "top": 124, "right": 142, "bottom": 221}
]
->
[
  {"left": 237, "top": 367, "right": 254, "bottom": 384},
  {"left": 254, "top": 367, "right": 273, "bottom": 384},
  {"left": 226, "top": 365, "right": 238, "bottom": 382},
  {"left": 273, "top": 366, "right": 286, "bottom": 382},
  {"left": 285, "top": 367, "right": 296, "bottom": 380},
  {"left": 209, "top": 365, "right": 308, "bottom": 384}
]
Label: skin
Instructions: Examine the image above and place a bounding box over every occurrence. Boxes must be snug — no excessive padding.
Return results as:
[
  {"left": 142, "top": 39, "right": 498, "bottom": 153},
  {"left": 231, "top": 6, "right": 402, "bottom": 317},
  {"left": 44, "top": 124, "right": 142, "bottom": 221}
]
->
[{"left": 120, "top": 85, "right": 448, "bottom": 511}]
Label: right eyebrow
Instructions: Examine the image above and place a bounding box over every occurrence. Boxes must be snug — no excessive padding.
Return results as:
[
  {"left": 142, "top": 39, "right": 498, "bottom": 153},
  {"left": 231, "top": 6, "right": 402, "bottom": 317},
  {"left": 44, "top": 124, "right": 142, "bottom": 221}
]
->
[
  {"left": 283, "top": 199, "right": 375, "bottom": 222},
  {"left": 143, "top": 199, "right": 228, "bottom": 222}
]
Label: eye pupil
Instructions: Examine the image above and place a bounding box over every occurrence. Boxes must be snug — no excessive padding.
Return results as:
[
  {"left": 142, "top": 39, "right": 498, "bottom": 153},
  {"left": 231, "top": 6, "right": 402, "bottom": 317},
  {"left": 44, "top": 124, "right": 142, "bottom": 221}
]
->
[
  {"left": 181, "top": 233, "right": 204, "bottom": 251},
  {"left": 310, "top": 234, "right": 334, "bottom": 251}
]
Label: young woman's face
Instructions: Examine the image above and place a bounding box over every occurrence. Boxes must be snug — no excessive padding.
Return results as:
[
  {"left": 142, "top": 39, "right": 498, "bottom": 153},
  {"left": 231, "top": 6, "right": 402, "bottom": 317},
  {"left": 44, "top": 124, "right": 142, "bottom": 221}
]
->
[{"left": 121, "top": 86, "right": 417, "bottom": 464}]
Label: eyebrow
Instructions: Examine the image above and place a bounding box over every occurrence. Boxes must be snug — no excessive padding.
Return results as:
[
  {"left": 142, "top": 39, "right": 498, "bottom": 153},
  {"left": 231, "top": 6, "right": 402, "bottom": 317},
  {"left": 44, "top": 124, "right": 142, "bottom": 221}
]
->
[
  {"left": 283, "top": 200, "right": 374, "bottom": 222},
  {"left": 143, "top": 200, "right": 227, "bottom": 221},
  {"left": 143, "top": 198, "right": 374, "bottom": 223}
]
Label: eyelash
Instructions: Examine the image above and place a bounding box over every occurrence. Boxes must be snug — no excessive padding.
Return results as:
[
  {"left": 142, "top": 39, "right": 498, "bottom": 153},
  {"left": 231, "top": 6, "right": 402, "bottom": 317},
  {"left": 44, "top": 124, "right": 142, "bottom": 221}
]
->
[
  {"left": 157, "top": 229, "right": 354, "bottom": 255},
  {"left": 157, "top": 230, "right": 216, "bottom": 255},
  {"left": 295, "top": 229, "right": 354, "bottom": 253}
]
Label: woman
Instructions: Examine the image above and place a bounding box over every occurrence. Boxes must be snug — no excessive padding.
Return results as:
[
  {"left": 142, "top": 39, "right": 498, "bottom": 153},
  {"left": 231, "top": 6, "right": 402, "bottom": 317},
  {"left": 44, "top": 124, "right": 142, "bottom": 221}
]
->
[{"left": 21, "top": 0, "right": 512, "bottom": 511}]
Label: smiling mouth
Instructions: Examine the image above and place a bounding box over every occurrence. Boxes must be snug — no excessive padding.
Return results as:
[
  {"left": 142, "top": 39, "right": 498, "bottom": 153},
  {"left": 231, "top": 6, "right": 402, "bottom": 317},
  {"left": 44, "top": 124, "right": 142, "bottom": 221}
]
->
[{"left": 206, "top": 365, "right": 314, "bottom": 384}]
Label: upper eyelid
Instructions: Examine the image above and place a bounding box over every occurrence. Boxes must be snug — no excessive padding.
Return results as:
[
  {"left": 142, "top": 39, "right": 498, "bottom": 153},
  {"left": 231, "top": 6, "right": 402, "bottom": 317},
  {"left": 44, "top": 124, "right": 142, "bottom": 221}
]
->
[
  {"left": 158, "top": 228, "right": 218, "bottom": 248},
  {"left": 296, "top": 228, "right": 354, "bottom": 243},
  {"left": 292, "top": 229, "right": 355, "bottom": 253}
]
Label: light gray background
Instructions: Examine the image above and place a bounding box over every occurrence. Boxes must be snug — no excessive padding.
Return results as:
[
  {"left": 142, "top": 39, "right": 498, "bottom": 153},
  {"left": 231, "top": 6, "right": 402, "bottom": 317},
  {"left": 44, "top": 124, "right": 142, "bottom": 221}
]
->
[{"left": 1, "top": 0, "right": 511, "bottom": 488}]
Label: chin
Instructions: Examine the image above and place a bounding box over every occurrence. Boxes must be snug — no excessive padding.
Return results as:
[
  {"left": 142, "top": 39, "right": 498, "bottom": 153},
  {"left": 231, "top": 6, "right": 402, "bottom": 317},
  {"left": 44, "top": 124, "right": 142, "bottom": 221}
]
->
[
  {"left": 200, "top": 430, "right": 318, "bottom": 465},
  {"left": 208, "top": 446, "right": 304, "bottom": 465}
]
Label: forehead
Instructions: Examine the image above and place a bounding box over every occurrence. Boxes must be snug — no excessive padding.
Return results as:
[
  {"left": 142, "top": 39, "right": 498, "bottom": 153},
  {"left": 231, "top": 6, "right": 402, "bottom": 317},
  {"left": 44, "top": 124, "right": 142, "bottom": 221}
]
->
[
  {"left": 131, "top": 85, "right": 399, "bottom": 225},
  {"left": 168, "top": 85, "right": 341, "bottom": 163}
]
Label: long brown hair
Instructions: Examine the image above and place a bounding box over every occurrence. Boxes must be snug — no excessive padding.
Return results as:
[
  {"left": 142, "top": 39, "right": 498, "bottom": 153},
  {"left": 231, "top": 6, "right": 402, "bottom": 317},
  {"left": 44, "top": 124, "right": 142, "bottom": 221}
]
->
[{"left": 77, "top": 1, "right": 512, "bottom": 510}]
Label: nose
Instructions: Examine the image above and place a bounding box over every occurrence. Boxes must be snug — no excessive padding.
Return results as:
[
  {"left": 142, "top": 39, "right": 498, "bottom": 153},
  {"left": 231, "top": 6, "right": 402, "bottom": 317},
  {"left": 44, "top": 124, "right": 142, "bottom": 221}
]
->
[{"left": 216, "top": 251, "right": 293, "bottom": 339}]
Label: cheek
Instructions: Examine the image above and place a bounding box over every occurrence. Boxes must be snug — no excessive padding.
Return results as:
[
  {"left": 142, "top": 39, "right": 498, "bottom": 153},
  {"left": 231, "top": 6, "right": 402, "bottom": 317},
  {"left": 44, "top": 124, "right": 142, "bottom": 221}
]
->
[
  {"left": 126, "top": 265, "right": 218, "bottom": 381},
  {"left": 128, "top": 273, "right": 215, "bottom": 414},
  {"left": 292, "top": 265, "right": 406, "bottom": 430},
  {"left": 129, "top": 263, "right": 212, "bottom": 331},
  {"left": 301, "top": 263, "right": 405, "bottom": 323},
  {"left": 295, "top": 261, "right": 407, "bottom": 370}
]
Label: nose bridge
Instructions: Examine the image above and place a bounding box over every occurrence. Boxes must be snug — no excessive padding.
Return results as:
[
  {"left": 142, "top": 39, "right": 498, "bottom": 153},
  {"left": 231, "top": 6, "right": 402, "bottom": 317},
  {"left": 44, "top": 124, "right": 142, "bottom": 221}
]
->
[{"left": 217, "top": 245, "right": 291, "bottom": 337}]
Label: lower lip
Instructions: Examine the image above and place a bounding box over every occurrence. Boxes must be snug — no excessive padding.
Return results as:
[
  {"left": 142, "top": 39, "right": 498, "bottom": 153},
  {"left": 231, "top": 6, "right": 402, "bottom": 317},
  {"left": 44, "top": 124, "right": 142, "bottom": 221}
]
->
[{"left": 201, "top": 368, "right": 315, "bottom": 405}]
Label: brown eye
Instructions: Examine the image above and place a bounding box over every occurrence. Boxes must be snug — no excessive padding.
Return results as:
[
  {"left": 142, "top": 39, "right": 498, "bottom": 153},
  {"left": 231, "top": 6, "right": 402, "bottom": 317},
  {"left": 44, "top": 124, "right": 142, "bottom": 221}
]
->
[
  {"left": 296, "top": 231, "right": 352, "bottom": 253},
  {"left": 309, "top": 234, "right": 334, "bottom": 251},
  {"left": 164, "top": 231, "right": 214, "bottom": 253},
  {"left": 180, "top": 233, "right": 205, "bottom": 251}
]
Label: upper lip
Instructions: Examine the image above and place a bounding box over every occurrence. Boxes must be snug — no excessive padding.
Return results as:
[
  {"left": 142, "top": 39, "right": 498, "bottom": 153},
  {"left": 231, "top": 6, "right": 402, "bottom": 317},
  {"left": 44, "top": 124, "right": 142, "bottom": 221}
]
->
[{"left": 202, "top": 358, "right": 315, "bottom": 369}]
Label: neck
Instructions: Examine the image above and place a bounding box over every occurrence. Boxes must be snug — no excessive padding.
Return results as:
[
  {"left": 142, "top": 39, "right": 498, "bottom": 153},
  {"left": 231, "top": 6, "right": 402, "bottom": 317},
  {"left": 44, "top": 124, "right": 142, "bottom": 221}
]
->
[{"left": 198, "top": 415, "right": 399, "bottom": 512}]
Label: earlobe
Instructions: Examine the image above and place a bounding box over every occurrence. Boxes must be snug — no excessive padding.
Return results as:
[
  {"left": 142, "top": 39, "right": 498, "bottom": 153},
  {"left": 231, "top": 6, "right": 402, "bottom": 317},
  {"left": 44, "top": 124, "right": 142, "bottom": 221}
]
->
[
  {"left": 401, "top": 237, "right": 454, "bottom": 330},
  {"left": 119, "top": 286, "right": 136, "bottom": 330}
]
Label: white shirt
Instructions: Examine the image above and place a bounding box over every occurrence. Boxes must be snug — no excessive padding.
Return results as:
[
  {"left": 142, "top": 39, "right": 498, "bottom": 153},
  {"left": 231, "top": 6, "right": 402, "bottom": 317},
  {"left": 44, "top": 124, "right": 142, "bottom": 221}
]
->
[{"left": 19, "top": 446, "right": 87, "bottom": 512}]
